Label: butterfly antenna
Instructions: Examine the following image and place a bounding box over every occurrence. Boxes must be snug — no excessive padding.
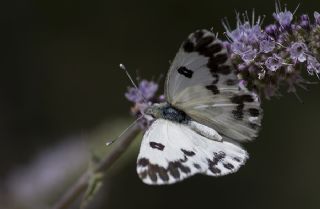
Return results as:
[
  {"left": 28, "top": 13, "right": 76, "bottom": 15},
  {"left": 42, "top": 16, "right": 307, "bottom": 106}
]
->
[
  {"left": 119, "top": 63, "right": 147, "bottom": 102},
  {"left": 106, "top": 115, "right": 143, "bottom": 146}
]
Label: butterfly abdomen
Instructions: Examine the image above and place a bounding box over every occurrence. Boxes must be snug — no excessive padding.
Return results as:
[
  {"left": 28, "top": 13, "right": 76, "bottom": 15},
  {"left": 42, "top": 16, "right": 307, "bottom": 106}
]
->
[{"left": 158, "top": 104, "right": 223, "bottom": 142}]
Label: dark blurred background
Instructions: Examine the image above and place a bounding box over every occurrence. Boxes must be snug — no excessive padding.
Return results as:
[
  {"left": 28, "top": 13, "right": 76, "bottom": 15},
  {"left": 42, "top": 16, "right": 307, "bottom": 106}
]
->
[{"left": 1, "top": 0, "right": 320, "bottom": 208}]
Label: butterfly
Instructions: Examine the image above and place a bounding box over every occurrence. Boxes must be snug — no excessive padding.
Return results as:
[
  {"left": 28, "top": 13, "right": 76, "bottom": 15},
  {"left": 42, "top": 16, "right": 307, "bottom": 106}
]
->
[{"left": 136, "top": 29, "right": 263, "bottom": 185}]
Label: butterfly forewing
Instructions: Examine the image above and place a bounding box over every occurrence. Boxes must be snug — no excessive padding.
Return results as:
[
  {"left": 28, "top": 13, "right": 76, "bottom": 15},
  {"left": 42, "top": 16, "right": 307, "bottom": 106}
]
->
[
  {"left": 165, "top": 29, "right": 234, "bottom": 102},
  {"left": 165, "top": 29, "right": 263, "bottom": 142},
  {"left": 137, "top": 119, "right": 248, "bottom": 185}
]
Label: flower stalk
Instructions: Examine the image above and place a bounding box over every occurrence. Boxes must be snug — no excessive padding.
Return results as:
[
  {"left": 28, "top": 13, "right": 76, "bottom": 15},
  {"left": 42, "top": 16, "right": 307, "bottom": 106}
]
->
[{"left": 51, "top": 123, "right": 141, "bottom": 209}]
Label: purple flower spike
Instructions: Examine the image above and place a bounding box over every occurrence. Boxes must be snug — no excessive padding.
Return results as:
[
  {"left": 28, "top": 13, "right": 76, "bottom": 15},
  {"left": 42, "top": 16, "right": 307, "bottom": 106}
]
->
[
  {"left": 290, "top": 42, "right": 307, "bottom": 63},
  {"left": 273, "top": 11, "right": 293, "bottom": 28},
  {"left": 224, "top": 5, "right": 320, "bottom": 99},
  {"left": 265, "top": 54, "right": 283, "bottom": 72}
]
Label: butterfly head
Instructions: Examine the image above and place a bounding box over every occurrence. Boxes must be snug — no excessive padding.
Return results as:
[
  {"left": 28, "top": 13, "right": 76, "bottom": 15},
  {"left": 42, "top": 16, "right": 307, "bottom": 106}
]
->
[{"left": 144, "top": 103, "right": 164, "bottom": 119}]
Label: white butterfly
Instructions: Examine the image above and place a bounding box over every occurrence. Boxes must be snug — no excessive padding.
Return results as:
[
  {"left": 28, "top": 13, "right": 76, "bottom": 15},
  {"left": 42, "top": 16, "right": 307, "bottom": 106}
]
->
[{"left": 137, "top": 29, "right": 262, "bottom": 185}]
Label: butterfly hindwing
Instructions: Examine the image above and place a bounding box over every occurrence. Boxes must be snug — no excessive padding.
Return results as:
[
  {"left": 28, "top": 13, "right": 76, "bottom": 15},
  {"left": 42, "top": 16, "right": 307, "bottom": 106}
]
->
[
  {"left": 137, "top": 119, "right": 248, "bottom": 185},
  {"left": 165, "top": 29, "right": 263, "bottom": 142}
]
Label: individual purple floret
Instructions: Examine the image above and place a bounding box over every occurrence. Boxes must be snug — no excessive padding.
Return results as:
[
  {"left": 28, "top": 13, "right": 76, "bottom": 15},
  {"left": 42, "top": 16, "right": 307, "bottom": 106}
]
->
[
  {"left": 300, "top": 14, "right": 310, "bottom": 29},
  {"left": 289, "top": 42, "right": 307, "bottom": 62},
  {"left": 260, "top": 40, "right": 275, "bottom": 53},
  {"left": 307, "top": 57, "right": 320, "bottom": 76},
  {"left": 265, "top": 54, "right": 283, "bottom": 72},
  {"left": 315, "top": 12, "right": 320, "bottom": 25},
  {"left": 265, "top": 24, "right": 278, "bottom": 37},
  {"left": 273, "top": 10, "right": 293, "bottom": 28}
]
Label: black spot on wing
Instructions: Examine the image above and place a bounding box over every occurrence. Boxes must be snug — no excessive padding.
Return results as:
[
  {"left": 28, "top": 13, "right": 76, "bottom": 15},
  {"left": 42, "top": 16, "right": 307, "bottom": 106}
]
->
[
  {"left": 157, "top": 166, "right": 169, "bottom": 182},
  {"left": 149, "top": 142, "right": 165, "bottom": 151},
  {"left": 249, "top": 122, "right": 260, "bottom": 130},
  {"left": 214, "top": 152, "right": 226, "bottom": 161},
  {"left": 248, "top": 108, "right": 260, "bottom": 117},
  {"left": 230, "top": 94, "right": 255, "bottom": 120},
  {"left": 137, "top": 158, "right": 149, "bottom": 167},
  {"left": 210, "top": 54, "right": 228, "bottom": 65},
  {"left": 232, "top": 104, "right": 244, "bottom": 120},
  {"left": 206, "top": 84, "right": 220, "bottom": 94},
  {"left": 231, "top": 95, "right": 254, "bottom": 104},
  {"left": 181, "top": 149, "right": 195, "bottom": 156},
  {"left": 207, "top": 152, "right": 225, "bottom": 175},
  {"left": 190, "top": 30, "right": 222, "bottom": 57},
  {"left": 193, "top": 163, "right": 201, "bottom": 169},
  {"left": 180, "top": 156, "right": 188, "bottom": 163},
  {"left": 178, "top": 163, "right": 191, "bottom": 174},
  {"left": 138, "top": 157, "right": 192, "bottom": 183},
  {"left": 177, "top": 66, "right": 193, "bottom": 78},
  {"left": 212, "top": 74, "right": 219, "bottom": 84},
  {"left": 225, "top": 79, "right": 238, "bottom": 86},
  {"left": 207, "top": 60, "right": 232, "bottom": 75},
  {"left": 194, "top": 30, "right": 204, "bottom": 40},
  {"left": 168, "top": 162, "right": 181, "bottom": 179},
  {"left": 208, "top": 43, "right": 223, "bottom": 54},
  {"left": 195, "top": 36, "right": 214, "bottom": 52},
  {"left": 223, "top": 163, "right": 235, "bottom": 170},
  {"left": 148, "top": 166, "right": 158, "bottom": 182},
  {"left": 183, "top": 40, "right": 194, "bottom": 52},
  {"left": 209, "top": 166, "right": 221, "bottom": 174},
  {"left": 217, "top": 65, "right": 232, "bottom": 75}
]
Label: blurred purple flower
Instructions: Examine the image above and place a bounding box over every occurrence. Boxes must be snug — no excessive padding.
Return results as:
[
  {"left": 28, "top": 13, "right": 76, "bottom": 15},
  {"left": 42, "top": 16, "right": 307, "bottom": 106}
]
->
[
  {"left": 125, "top": 80, "right": 158, "bottom": 103},
  {"left": 125, "top": 79, "right": 163, "bottom": 129}
]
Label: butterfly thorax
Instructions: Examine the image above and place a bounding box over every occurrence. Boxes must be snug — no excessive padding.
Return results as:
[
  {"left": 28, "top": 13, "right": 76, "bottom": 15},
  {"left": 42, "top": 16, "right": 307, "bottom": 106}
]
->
[
  {"left": 145, "top": 103, "right": 190, "bottom": 124},
  {"left": 145, "top": 102, "right": 223, "bottom": 142}
]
